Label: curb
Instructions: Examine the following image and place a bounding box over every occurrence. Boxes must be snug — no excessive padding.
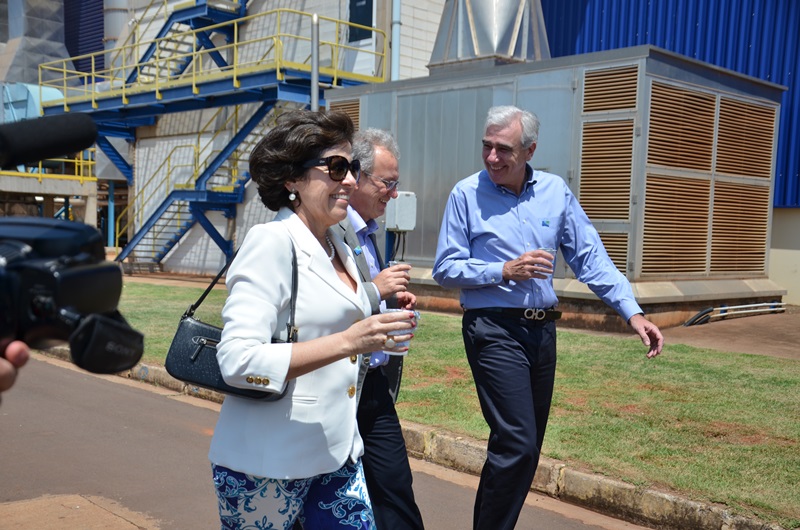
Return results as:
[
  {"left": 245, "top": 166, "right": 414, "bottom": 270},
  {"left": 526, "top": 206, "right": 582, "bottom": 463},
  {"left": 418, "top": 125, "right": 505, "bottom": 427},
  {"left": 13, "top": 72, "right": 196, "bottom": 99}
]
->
[{"left": 44, "top": 348, "right": 785, "bottom": 530}]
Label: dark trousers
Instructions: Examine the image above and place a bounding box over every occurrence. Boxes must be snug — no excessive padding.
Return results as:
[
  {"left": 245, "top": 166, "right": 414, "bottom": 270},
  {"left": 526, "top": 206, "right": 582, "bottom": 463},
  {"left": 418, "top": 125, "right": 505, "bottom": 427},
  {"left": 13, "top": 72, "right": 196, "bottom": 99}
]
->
[
  {"left": 462, "top": 310, "right": 558, "bottom": 530},
  {"left": 358, "top": 367, "right": 425, "bottom": 530}
]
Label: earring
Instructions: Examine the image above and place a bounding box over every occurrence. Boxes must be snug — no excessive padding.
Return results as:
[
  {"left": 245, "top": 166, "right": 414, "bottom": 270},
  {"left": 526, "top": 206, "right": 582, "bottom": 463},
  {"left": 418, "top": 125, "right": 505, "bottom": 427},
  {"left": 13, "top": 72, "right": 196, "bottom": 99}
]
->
[{"left": 288, "top": 190, "right": 297, "bottom": 201}]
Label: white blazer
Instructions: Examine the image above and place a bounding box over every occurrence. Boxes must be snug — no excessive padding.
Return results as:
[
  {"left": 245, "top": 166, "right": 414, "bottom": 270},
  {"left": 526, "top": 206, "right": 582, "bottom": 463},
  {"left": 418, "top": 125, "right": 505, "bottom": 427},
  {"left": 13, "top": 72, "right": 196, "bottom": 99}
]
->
[{"left": 208, "top": 208, "right": 371, "bottom": 479}]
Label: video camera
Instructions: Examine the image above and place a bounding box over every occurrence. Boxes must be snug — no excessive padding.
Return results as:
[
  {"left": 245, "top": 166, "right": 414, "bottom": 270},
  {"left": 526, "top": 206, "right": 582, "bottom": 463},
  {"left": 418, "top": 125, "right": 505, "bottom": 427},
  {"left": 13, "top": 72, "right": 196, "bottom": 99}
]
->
[
  {"left": 0, "top": 113, "right": 143, "bottom": 373},
  {"left": 0, "top": 216, "right": 144, "bottom": 374}
]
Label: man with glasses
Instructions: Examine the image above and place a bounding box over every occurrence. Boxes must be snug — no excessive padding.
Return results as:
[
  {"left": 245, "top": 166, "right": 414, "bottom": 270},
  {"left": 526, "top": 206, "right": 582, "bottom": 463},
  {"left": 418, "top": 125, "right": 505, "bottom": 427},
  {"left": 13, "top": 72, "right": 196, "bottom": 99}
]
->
[
  {"left": 433, "top": 105, "right": 664, "bottom": 530},
  {"left": 334, "top": 128, "right": 424, "bottom": 530}
]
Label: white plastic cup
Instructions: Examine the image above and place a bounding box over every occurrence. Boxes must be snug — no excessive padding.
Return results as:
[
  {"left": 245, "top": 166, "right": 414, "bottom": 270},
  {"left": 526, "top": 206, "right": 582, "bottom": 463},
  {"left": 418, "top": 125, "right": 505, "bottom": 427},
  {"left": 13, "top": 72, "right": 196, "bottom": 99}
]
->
[{"left": 381, "top": 308, "right": 420, "bottom": 353}]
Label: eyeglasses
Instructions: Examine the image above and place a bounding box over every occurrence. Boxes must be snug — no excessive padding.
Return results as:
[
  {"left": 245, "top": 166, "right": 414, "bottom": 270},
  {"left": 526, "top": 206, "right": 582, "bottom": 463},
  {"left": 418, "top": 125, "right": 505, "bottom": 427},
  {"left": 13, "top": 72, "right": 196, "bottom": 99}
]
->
[
  {"left": 302, "top": 155, "right": 361, "bottom": 182},
  {"left": 364, "top": 172, "right": 400, "bottom": 192}
]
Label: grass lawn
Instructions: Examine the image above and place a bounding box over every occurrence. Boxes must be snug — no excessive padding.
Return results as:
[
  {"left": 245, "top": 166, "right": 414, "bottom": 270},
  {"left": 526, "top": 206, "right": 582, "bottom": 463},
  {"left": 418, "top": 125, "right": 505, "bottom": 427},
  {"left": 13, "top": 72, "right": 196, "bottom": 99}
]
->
[{"left": 120, "top": 282, "right": 800, "bottom": 529}]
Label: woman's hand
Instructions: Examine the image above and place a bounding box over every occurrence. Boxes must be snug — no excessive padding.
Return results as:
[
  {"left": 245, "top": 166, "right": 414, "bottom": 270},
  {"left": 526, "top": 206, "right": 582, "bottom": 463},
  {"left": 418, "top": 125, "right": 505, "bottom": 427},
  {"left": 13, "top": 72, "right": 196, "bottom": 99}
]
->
[
  {"left": 343, "top": 310, "right": 417, "bottom": 354},
  {"left": 286, "top": 311, "right": 418, "bottom": 379}
]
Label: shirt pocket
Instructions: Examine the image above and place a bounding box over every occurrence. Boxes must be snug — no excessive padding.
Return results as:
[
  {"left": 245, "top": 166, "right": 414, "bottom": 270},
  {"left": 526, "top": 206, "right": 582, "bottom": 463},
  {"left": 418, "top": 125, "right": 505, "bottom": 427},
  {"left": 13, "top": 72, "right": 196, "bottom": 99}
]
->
[
  {"left": 291, "top": 395, "right": 319, "bottom": 405},
  {"left": 529, "top": 215, "right": 563, "bottom": 250}
]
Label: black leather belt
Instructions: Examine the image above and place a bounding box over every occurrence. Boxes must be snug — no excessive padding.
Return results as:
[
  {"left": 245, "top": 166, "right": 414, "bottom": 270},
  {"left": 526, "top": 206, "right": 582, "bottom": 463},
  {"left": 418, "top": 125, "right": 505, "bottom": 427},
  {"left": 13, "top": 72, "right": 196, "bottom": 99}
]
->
[{"left": 473, "top": 307, "right": 562, "bottom": 321}]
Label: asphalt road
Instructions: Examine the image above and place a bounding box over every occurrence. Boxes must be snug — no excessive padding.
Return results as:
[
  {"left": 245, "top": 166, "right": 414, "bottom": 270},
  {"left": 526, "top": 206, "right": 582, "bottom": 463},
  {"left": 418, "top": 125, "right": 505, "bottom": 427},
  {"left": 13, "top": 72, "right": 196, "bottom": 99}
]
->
[{"left": 1, "top": 355, "right": 648, "bottom": 530}]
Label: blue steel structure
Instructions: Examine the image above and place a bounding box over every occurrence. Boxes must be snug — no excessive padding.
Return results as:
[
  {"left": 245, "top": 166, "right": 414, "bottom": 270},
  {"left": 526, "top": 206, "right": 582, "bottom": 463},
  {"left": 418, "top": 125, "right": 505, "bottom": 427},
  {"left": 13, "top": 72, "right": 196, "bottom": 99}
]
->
[
  {"left": 540, "top": 0, "right": 799, "bottom": 207},
  {"left": 64, "top": 0, "right": 105, "bottom": 73},
  {"left": 40, "top": 2, "right": 381, "bottom": 264}
]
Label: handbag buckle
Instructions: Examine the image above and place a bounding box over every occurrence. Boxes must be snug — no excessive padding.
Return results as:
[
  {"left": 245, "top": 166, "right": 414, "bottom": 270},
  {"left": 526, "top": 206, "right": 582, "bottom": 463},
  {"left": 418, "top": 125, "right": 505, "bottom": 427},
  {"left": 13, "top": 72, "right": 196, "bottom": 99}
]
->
[{"left": 523, "top": 308, "right": 547, "bottom": 320}]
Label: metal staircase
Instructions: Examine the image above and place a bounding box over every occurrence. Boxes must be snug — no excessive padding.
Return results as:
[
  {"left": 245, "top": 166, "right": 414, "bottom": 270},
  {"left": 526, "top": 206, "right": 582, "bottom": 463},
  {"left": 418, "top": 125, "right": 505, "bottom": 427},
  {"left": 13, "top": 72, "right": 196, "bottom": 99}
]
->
[
  {"left": 38, "top": 2, "right": 386, "bottom": 265},
  {"left": 126, "top": 1, "right": 244, "bottom": 85},
  {"left": 115, "top": 100, "right": 303, "bottom": 262}
]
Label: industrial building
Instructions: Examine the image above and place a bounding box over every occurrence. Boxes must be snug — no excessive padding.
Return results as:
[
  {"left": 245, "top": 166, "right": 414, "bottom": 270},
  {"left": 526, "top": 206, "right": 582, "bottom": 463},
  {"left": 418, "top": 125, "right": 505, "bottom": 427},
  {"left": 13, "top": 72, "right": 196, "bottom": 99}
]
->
[{"left": 0, "top": 0, "right": 797, "bottom": 328}]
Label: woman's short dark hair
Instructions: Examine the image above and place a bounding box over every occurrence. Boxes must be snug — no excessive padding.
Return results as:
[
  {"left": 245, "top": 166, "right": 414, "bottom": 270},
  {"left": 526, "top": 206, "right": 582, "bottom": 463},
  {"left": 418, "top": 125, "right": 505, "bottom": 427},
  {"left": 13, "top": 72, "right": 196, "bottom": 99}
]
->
[{"left": 249, "top": 109, "right": 356, "bottom": 211}]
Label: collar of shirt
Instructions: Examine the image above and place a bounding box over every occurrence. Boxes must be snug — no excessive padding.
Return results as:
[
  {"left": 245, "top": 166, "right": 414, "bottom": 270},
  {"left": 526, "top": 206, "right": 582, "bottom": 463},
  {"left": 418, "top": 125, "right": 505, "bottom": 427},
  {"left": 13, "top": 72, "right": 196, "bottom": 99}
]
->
[
  {"left": 489, "top": 163, "right": 536, "bottom": 196},
  {"left": 347, "top": 207, "right": 381, "bottom": 276},
  {"left": 347, "top": 206, "right": 379, "bottom": 246}
]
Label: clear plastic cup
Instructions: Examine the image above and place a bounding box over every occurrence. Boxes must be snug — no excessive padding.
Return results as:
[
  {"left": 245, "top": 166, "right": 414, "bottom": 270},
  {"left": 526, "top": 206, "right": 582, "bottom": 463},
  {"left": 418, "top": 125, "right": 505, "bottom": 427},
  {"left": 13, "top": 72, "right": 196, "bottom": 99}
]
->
[
  {"left": 381, "top": 308, "right": 420, "bottom": 354},
  {"left": 538, "top": 247, "right": 557, "bottom": 276}
]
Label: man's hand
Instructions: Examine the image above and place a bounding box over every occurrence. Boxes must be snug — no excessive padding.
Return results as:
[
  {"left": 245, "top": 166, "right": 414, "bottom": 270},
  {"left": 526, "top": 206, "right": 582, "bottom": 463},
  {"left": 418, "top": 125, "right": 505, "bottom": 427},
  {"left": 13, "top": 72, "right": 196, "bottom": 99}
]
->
[
  {"left": 395, "top": 291, "right": 417, "bottom": 310},
  {"left": 628, "top": 314, "right": 664, "bottom": 359},
  {"left": 373, "top": 263, "right": 411, "bottom": 300},
  {"left": 1, "top": 340, "right": 31, "bottom": 393},
  {"left": 502, "top": 249, "right": 554, "bottom": 282}
]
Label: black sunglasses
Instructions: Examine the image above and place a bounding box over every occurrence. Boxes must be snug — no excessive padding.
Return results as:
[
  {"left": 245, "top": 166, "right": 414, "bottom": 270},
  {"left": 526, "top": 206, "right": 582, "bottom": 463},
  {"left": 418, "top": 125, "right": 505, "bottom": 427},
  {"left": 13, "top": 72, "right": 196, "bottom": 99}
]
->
[{"left": 302, "top": 155, "right": 361, "bottom": 182}]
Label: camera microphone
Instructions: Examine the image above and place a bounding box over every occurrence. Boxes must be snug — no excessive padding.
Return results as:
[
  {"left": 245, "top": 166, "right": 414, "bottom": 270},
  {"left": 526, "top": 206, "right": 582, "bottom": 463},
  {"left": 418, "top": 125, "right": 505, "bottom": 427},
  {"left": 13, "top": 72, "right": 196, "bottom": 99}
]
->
[
  {"left": 68, "top": 311, "right": 145, "bottom": 374},
  {"left": 0, "top": 114, "right": 98, "bottom": 169}
]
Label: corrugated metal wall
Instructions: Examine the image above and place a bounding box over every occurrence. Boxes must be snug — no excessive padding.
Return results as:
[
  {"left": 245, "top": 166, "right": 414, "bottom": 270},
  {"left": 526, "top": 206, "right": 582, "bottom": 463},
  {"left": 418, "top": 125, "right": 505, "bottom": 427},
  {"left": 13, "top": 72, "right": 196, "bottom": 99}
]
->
[
  {"left": 64, "top": 0, "right": 105, "bottom": 73},
  {"left": 541, "top": 0, "right": 800, "bottom": 207}
]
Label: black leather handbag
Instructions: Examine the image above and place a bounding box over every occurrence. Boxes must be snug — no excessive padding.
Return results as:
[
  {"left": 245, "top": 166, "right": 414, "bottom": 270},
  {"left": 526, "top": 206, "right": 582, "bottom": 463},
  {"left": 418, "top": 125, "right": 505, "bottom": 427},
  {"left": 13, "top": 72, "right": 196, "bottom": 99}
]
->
[{"left": 165, "top": 244, "right": 298, "bottom": 400}]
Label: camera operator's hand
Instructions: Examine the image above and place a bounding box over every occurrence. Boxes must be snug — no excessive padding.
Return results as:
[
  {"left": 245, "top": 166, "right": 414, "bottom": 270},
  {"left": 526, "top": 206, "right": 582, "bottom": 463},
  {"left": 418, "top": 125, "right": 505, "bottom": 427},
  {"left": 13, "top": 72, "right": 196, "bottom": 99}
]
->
[{"left": 1, "top": 340, "right": 30, "bottom": 394}]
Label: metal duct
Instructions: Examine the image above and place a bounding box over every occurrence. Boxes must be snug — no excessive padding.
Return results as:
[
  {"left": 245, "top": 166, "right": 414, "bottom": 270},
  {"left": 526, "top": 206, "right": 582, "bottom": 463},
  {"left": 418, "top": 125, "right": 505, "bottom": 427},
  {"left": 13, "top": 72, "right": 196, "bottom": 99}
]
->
[
  {"left": 0, "top": 0, "right": 73, "bottom": 84},
  {"left": 0, "top": 0, "right": 8, "bottom": 43},
  {"left": 428, "top": 0, "right": 550, "bottom": 74}
]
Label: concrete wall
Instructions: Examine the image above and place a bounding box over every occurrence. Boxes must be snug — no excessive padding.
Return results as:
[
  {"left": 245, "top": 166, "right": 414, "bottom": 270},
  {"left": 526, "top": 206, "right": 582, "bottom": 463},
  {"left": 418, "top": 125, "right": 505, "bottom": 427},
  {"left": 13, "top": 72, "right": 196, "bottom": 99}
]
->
[
  {"left": 770, "top": 209, "right": 800, "bottom": 305},
  {"left": 396, "top": 0, "right": 445, "bottom": 79}
]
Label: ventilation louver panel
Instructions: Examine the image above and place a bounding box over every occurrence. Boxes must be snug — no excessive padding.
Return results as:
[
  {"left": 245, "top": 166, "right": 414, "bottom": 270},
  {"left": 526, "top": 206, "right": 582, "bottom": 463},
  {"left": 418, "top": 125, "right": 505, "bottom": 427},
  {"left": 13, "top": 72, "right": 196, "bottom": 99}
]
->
[
  {"left": 710, "top": 182, "right": 770, "bottom": 273},
  {"left": 583, "top": 66, "right": 638, "bottom": 112},
  {"left": 648, "top": 83, "right": 715, "bottom": 171},
  {"left": 579, "top": 120, "right": 634, "bottom": 220},
  {"left": 717, "top": 98, "right": 776, "bottom": 179},
  {"left": 598, "top": 232, "right": 628, "bottom": 273},
  {"left": 329, "top": 100, "right": 360, "bottom": 130},
  {"left": 642, "top": 174, "right": 710, "bottom": 275}
]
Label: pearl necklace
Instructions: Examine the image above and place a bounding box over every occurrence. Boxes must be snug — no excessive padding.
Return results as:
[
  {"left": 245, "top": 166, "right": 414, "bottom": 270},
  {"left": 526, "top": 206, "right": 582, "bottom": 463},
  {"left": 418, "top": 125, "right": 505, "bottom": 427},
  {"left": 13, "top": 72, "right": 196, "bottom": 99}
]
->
[{"left": 325, "top": 235, "right": 335, "bottom": 261}]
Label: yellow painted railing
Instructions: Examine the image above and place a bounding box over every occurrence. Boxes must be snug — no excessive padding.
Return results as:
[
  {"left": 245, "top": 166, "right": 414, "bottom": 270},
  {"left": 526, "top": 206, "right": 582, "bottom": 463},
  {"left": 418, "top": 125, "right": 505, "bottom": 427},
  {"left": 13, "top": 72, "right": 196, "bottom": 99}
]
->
[
  {"left": 0, "top": 151, "right": 96, "bottom": 182},
  {"left": 115, "top": 143, "right": 197, "bottom": 247},
  {"left": 39, "top": 8, "right": 386, "bottom": 112},
  {"left": 105, "top": 0, "right": 170, "bottom": 81},
  {"left": 113, "top": 103, "right": 268, "bottom": 247}
]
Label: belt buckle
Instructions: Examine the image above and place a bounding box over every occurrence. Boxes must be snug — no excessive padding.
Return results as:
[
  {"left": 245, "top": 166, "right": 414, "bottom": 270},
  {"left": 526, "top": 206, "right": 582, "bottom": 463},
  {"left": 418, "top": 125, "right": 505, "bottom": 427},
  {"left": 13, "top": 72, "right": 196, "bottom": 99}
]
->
[{"left": 523, "top": 308, "right": 546, "bottom": 321}]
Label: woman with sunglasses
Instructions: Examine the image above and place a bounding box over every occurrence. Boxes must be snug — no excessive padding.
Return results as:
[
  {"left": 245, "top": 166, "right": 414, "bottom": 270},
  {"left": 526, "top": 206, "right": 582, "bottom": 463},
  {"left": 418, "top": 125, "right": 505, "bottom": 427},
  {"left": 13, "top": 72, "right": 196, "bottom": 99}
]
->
[{"left": 208, "top": 109, "right": 416, "bottom": 529}]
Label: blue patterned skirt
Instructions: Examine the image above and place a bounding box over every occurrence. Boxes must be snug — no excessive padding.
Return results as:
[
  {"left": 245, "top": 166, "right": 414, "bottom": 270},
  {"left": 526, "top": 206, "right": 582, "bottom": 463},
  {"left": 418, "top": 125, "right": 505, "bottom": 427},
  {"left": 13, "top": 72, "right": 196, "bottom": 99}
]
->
[{"left": 212, "top": 459, "right": 375, "bottom": 529}]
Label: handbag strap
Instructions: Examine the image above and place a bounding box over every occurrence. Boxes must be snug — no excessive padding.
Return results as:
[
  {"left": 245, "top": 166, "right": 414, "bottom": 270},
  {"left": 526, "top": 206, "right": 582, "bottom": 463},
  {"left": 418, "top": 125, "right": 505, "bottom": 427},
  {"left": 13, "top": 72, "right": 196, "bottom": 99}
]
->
[
  {"left": 285, "top": 242, "right": 299, "bottom": 342},
  {"left": 184, "top": 240, "right": 299, "bottom": 343},
  {"left": 183, "top": 250, "right": 238, "bottom": 319}
]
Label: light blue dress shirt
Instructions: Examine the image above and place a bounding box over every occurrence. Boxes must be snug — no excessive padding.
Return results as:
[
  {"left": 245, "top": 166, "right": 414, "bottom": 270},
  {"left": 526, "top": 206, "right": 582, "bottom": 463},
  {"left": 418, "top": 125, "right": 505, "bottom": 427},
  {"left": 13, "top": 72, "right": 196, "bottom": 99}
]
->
[
  {"left": 432, "top": 166, "right": 642, "bottom": 321},
  {"left": 346, "top": 207, "right": 389, "bottom": 368}
]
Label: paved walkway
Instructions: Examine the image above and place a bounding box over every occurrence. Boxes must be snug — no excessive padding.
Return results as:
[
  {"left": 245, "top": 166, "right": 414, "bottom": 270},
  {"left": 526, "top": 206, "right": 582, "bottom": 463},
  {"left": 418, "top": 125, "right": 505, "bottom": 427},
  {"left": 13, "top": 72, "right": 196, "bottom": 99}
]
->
[
  {"left": 657, "top": 304, "right": 800, "bottom": 361},
  {"left": 56, "top": 272, "right": 797, "bottom": 529},
  {"left": 3, "top": 354, "right": 650, "bottom": 530}
]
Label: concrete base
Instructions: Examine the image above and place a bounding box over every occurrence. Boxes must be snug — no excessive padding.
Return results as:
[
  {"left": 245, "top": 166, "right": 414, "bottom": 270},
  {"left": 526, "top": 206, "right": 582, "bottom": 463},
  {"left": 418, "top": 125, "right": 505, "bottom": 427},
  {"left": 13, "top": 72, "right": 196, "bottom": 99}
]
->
[
  {"left": 0, "top": 175, "right": 98, "bottom": 225},
  {"left": 409, "top": 271, "right": 787, "bottom": 331}
]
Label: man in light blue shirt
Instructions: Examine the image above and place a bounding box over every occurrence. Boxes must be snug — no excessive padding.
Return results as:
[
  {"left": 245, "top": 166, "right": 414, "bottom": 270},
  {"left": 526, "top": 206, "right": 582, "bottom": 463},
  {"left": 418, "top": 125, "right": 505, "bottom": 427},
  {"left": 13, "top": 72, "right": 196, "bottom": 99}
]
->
[{"left": 433, "top": 105, "right": 663, "bottom": 530}]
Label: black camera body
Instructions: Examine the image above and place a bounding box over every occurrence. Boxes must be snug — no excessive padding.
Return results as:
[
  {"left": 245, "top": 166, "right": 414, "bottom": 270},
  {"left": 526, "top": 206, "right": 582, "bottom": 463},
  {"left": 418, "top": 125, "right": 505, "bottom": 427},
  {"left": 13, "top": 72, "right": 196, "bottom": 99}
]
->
[{"left": 0, "top": 217, "right": 143, "bottom": 373}]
